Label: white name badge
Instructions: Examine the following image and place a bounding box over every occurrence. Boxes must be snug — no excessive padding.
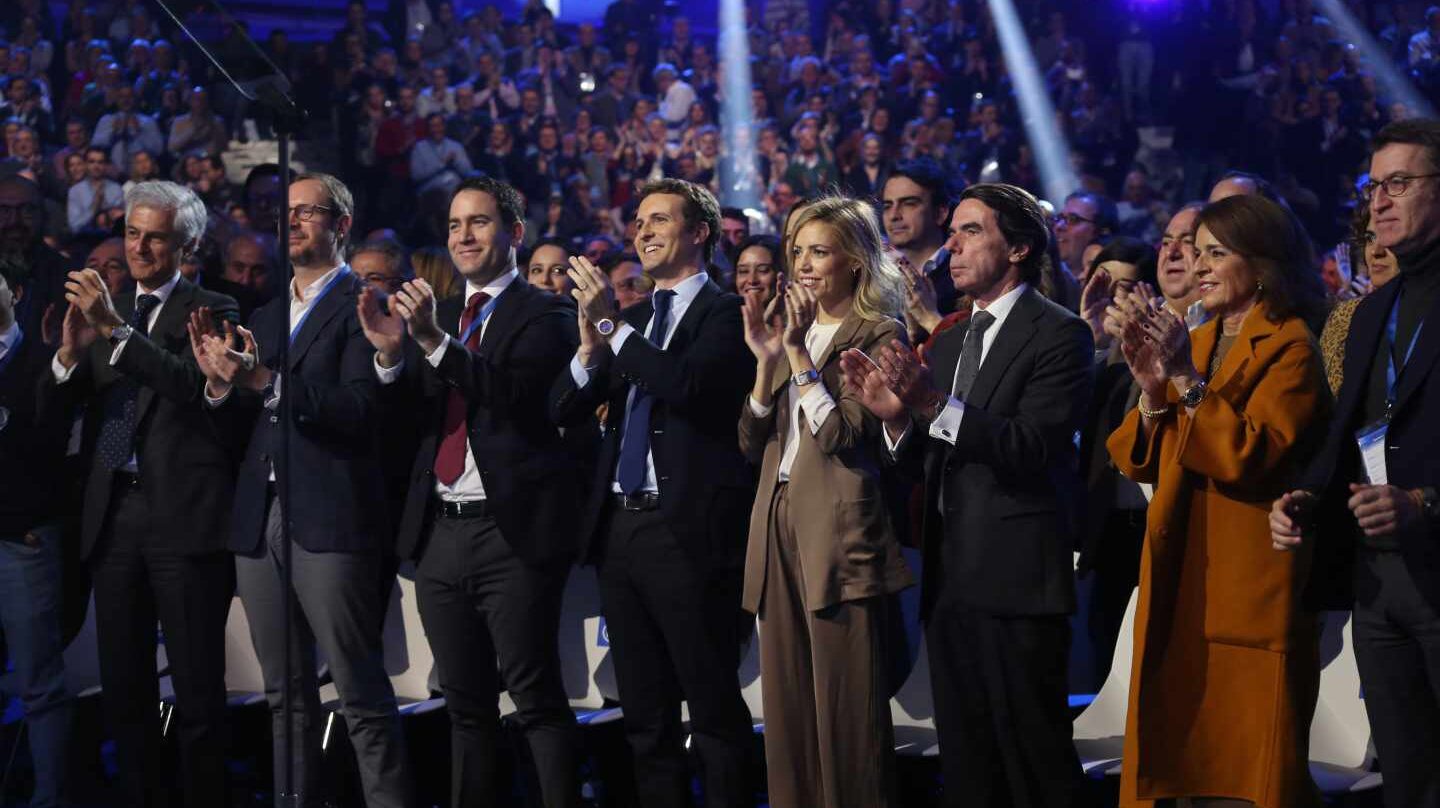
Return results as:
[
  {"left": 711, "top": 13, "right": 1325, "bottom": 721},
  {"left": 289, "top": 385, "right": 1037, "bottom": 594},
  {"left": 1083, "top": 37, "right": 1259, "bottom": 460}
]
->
[{"left": 1355, "top": 421, "right": 1389, "bottom": 486}]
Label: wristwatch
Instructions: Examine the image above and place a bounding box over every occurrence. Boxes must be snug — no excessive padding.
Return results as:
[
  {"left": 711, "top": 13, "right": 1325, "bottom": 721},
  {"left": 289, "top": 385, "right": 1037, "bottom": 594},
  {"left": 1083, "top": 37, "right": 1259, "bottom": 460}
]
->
[
  {"left": 108, "top": 324, "right": 133, "bottom": 345},
  {"left": 792, "top": 369, "right": 819, "bottom": 387},
  {"left": 1421, "top": 487, "right": 1440, "bottom": 524},
  {"left": 595, "top": 318, "right": 616, "bottom": 337},
  {"left": 1179, "top": 380, "right": 1208, "bottom": 408}
]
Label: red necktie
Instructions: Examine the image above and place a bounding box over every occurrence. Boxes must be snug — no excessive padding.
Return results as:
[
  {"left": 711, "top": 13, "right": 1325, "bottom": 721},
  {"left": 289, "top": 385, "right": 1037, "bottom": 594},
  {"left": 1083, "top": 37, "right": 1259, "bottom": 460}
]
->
[{"left": 434, "top": 292, "right": 488, "bottom": 485}]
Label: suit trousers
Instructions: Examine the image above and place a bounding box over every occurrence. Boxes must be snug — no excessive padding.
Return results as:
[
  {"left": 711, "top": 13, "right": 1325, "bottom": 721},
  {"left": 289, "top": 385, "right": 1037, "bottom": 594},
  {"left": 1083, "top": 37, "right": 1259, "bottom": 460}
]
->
[
  {"left": 925, "top": 594, "right": 1082, "bottom": 808},
  {"left": 1353, "top": 549, "right": 1440, "bottom": 808},
  {"left": 0, "top": 525, "right": 74, "bottom": 808},
  {"left": 235, "top": 490, "right": 413, "bottom": 808},
  {"left": 757, "top": 484, "right": 895, "bottom": 808},
  {"left": 91, "top": 481, "right": 233, "bottom": 808},
  {"left": 597, "top": 503, "right": 753, "bottom": 808},
  {"left": 415, "top": 509, "right": 579, "bottom": 808}
]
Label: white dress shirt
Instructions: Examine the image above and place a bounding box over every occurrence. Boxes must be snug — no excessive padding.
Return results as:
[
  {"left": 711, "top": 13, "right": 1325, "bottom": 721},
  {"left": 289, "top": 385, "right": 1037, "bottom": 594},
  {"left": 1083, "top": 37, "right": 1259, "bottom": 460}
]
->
[
  {"left": 927, "top": 282, "right": 1029, "bottom": 445},
  {"left": 376, "top": 269, "right": 518, "bottom": 501},
  {"left": 569, "top": 270, "right": 710, "bottom": 495},
  {"left": 52, "top": 271, "right": 181, "bottom": 471},
  {"left": 747, "top": 321, "right": 840, "bottom": 482}
]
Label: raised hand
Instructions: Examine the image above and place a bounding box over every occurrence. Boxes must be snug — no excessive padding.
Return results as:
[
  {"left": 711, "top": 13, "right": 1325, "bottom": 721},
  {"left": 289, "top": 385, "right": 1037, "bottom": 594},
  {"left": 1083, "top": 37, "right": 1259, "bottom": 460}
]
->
[
  {"left": 55, "top": 303, "right": 98, "bottom": 369},
  {"left": 781, "top": 283, "right": 817, "bottom": 352},
  {"left": 1080, "top": 269, "right": 1113, "bottom": 349},
  {"left": 40, "top": 302, "right": 63, "bottom": 347},
  {"left": 899, "top": 256, "right": 941, "bottom": 335},
  {"left": 839, "top": 347, "right": 906, "bottom": 422},
  {"left": 389, "top": 278, "right": 444, "bottom": 352},
  {"left": 186, "top": 307, "right": 225, "bottom": 385},
  {"left": 357, "top": 286, "right": 405, "bottom": 366},
  {"left": 741, "top": 287, "right": 785, "bottom": 367},
  {"left": 566, "top": 254, "right": 619, "bottom": 328},
  {"left": 874, "top": 338, "right": 937, "bottom": 412},
  {"left": 63, "top": 269, "right": 123, "bottom": 336}
]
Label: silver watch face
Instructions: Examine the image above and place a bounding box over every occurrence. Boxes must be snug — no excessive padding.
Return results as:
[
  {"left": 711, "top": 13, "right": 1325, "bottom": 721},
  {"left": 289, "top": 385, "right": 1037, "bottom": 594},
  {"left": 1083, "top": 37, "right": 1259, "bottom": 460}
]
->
[{"left": 596, "top": 318, "right": 615, "bottom": 336}]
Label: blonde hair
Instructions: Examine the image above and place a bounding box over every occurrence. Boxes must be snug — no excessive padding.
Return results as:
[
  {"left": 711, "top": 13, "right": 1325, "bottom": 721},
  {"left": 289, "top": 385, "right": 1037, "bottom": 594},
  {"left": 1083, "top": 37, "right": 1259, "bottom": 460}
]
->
[
  {"left": 411, "top": 245, "right": 462, "bottom": 300},
  {"left": 786, "top": 195, "right": 906, "bottom": 323}
]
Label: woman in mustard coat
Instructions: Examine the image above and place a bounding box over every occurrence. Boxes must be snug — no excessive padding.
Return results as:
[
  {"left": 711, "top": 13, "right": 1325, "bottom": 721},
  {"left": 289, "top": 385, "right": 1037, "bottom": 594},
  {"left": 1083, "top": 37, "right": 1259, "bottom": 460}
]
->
[{"left": 1105, "top": 195, "right": 1331, "bottom": 808}]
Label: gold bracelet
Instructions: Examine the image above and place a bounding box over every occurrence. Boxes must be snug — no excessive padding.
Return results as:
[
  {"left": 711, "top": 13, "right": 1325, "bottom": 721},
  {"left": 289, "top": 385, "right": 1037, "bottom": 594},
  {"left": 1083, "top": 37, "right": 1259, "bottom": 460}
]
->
[{"left": 1137, "top": 401, "right": 1172, "bottom": 419}]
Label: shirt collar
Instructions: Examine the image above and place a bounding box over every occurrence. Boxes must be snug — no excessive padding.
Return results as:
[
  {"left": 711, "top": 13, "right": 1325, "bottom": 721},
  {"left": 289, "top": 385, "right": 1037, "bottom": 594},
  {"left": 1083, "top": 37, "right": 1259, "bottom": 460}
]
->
[
  {"left": 0, "top": 321, "right": 19, "bottom": 353},
  {"left": 137, "top": 271, "right": 181, "bottom": 302},
  {"left": 970, "top": 281, "right": 1029, "bottom": 328},
  {"left": 466, "top": 267, "right": 519, "bottom": 302},
  {"left": 657, "top": 270, "right": 710, "bottom": 307},
  {"left": 922, "top": 245, "right": 947, "bottom": 273},
  {"left": 292, "top": 263, "right": 345, "bottom": 305}
]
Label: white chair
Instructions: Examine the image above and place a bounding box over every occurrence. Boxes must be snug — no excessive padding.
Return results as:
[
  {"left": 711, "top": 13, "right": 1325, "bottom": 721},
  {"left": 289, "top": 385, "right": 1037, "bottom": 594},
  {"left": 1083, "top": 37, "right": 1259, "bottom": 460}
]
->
[
  {"left": 1308, "top": 610, "right": 1383, "bottom": 795},
  {"left": 891, "top": 547, "right": 938, "bottom": 757},
  {"left": 223, "top": 596, "right": 267, "bottom": 708},
  {"left": 1070, "top": 586, "right": 1138, "bottom": 777},
  {"left": 737, "top": 618, "right": 763, "bottom": 733},
  {"left": 62, "top": 596, "right": 103, "bottom": 699}
]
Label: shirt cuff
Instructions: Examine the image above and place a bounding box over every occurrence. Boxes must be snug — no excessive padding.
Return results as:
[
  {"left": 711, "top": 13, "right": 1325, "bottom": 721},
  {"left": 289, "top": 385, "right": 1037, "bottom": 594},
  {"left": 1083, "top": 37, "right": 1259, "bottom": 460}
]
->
[
  {"left": 425, "top": 334, "right": 451, "bottom": 367},
  {"left": 608, "top": 322, "right": 637, "bottom": 354},
  {"left": 204, "top": 383, "right": 232, "bottom": 408},
  {"left": 108, "top": 335, "right": 131, "bottom": 366},
  {"left": 374, "top": 353, "right": 404, "bottom": 385},
  {"left": 51, "top": 354, "right": 77, "bottom": 383},
  {"left": 883, "top": 421, "right": 910, "bottom": 456},
  {"left": 569, "top": 354, "right": 593, "bottom": 388},
  {"left": 748, "top": 395, "right": 774, "bottom": 418},
  {"left": 927, "top": 396, "right": 965, "bottom": 445},
  {"left": 796, "top": 383, "right": 836, "bottom": 435}
]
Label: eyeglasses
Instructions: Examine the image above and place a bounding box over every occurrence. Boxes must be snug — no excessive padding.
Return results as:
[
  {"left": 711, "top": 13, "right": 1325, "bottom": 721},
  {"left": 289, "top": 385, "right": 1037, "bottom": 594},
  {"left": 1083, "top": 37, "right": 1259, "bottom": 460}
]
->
[
  {"left": 288, "top": 204, "right": 334, "bottom": 222},
  {"left": 1053, "top": 212, "right": 1096, "bottom": 227},
  {"left": 1360, "top": 173, "right": 1440, "bottom": 201}
]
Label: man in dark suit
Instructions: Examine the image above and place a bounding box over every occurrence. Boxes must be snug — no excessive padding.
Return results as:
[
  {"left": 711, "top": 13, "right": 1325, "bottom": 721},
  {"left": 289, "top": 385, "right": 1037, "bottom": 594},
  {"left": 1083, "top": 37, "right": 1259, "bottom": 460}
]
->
[
  {"left": 0, "top": 254, "right": 74, "bottom": 808},
  {"left": 358, "top": 175, "right": 583, "bottom": 808},
  {"left": 45, "top": 180, "right": 239, "bottom": 808},
  {"left": 551, "top": 178, "right": 755, "bottom": 808},
  {"left": 1272, "top": 120, "right": 1440, "bottom": 808},
  {"left": 193, "top": 172, "right": 415, "bottom": 808},
  {"left": 844, "top": 183, "right": 1093, "bottom": 808}
]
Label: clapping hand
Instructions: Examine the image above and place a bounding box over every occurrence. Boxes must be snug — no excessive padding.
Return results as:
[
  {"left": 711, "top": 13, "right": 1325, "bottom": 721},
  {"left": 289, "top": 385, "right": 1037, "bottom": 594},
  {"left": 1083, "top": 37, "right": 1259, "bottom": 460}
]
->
[
  {"left": 741, "top": 274, "right": 786, "bottom": 367},
  {"left": 1080, "top": 269, "right": 1113, "bottom": 350},
  {"left": 357, "top": 286, "right": 405, "bottom": 366},
  {"left": 387, "top": 279, "right": 445, "bottom": 353},
  {"left": 898, "top": 256, "right": 942, "bottom": 336}
]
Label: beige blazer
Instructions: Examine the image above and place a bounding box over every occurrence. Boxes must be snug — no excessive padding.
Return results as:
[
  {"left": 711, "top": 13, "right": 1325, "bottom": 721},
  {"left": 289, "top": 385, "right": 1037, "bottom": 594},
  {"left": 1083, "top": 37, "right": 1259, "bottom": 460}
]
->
[{"left": 738, "top": 312, "right": 915, "bottom": 614}]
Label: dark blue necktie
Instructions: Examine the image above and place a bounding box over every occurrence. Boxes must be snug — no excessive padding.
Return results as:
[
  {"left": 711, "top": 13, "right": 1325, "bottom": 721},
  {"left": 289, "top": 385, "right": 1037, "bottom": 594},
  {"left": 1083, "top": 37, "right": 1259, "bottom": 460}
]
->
[
  {"left": 616, "top": 290, "right": 675, "bottom": 495},
  {"left": 95, "top": 294, "right": 161, "bottom": 471}
]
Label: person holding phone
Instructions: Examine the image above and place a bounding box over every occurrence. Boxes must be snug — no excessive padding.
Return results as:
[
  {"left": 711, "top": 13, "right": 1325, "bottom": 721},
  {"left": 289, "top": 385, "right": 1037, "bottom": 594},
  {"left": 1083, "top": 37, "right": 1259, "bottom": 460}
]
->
[{"left": 737, "top": 196, "right": 913, "bottom": 808}]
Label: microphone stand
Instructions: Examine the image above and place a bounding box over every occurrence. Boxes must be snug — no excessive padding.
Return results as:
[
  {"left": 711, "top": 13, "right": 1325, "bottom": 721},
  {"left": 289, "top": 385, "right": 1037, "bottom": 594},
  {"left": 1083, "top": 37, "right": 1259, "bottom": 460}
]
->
[{"left": 145, "top": 3, "right": 306, "bottom": 805}]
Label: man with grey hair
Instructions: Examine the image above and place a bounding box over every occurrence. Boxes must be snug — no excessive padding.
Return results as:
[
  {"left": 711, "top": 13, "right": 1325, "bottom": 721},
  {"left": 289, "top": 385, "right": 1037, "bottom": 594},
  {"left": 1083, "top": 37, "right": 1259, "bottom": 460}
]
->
[
  {"left": 352, "top": 237, "right": 413, "bottom": 295},
  {"left": 194, "top": 171, "right": 416, "bottom": 808},
  {"left": 43, "top": 179, "right": 239, "bottom": 808}
]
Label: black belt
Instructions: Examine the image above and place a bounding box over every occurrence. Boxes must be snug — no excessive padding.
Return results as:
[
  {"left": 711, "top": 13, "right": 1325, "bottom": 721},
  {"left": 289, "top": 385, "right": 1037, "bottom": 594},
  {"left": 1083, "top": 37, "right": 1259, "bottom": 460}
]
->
[
  {"left": 436, "top": 499, "right": 491, "bottom": 519},
  {"left": 612, "top": 492, "right": 661, "bottom": 512},
  {"left": 113, "top": 470, "right": 142, "bottom": 490}
]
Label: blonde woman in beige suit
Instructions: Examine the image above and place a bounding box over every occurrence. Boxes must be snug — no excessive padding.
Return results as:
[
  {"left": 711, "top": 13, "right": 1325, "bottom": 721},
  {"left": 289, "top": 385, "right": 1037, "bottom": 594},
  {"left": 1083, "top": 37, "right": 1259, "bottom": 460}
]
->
[{"left": 738, "top": 195, "right": 915, "bottom": 808}]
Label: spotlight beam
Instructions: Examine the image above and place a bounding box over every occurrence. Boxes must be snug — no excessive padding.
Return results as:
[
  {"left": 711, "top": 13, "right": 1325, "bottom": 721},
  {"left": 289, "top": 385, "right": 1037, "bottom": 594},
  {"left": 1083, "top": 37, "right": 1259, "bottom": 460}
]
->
[
  {"left": 1313, "top": 0, "right": 1436, "bottom": 118},
  {"left": 718, "top": 0, "right": 761, "bottom": 210},
  {"left": 984, "top": 0, "right": 1079, "bottom": 203}
]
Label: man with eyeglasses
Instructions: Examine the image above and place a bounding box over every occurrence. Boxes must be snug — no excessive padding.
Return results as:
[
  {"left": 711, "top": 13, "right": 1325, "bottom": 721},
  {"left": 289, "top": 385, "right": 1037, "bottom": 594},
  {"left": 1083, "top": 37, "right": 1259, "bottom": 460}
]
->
[
  {"left": 194, "top": 172, "right": 416, "bottom": 808},
  {"left": 1272, "top": 118, "right": 1440, "bottom": 808},
  {"left": 1053, "top": 191, "right": 1117, "bottom": 288}
]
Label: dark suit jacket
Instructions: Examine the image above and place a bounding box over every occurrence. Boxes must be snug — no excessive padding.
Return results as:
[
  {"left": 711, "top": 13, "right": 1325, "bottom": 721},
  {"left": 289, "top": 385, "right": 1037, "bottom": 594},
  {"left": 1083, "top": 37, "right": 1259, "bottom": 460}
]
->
[
  {"left": 898, "top": 286, "right": 1094, "bottom": 618},
  {"left": 392, "top": 279, "right": 582, "bottom": 566},
  {"left": 550, "top": 278, "right": 756, "bottom": 570},
  {"left": 226, "top": 270, "right": 389, "bottom": 555},
  {"left": 0, "top": 328, "right": 68, "bottom": 536},
  {"left": 1301, "top": 278, "right": 1440, "bottom": 612},
  {"left": 1076, "top": 354, "right": 1143, "bottom": 573},
  {"left": 41, "top": 278, "right": 241, "bottom": 559}
]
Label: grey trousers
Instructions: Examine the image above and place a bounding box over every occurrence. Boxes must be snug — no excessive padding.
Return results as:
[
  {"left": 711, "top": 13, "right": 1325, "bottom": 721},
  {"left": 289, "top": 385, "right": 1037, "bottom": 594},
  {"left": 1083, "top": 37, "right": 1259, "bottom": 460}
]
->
[
  {"left": 235, "top": 492, "right": 414, "bottom": 808},
  {"left": 0, "top": 526, "right": 73, "bottom": 808}
]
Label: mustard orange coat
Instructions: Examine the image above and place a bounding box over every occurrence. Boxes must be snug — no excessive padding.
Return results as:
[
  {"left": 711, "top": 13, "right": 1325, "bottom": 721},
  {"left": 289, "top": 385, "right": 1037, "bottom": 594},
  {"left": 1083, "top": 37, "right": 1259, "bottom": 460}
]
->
[{"left": 1106, "top": 306, "right": 1330, "bottom": 808}]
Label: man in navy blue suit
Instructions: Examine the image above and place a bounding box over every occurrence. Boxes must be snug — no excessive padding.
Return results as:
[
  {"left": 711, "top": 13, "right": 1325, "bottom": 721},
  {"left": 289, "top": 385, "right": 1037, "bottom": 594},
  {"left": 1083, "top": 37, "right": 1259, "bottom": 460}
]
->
[{"left": 194, "top": 172, "right": 415, "bottom": 808}]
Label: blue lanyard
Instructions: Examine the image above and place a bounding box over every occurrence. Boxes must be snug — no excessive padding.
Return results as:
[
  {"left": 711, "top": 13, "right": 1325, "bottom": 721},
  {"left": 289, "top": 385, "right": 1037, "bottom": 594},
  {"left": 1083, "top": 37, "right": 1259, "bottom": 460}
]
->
[
  {"left": 289, "top": 266, "right": 352, "bottom": 345},
  {"left": 458, "top": 290, "right": 501, "bottom": 345},
  {"left": 0, "top": 329, "right": 22, "bottom": 378},
  {"left": 1385, "top": 294, "right": 1424, "bottom": 410}
]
